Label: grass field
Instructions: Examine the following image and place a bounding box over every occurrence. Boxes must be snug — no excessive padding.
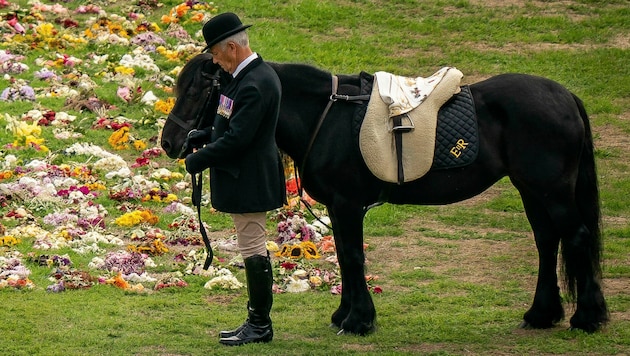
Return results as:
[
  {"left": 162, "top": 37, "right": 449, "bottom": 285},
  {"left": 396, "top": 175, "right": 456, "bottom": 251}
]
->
[{"left": 0, "top": 0, "right": 628, "bottom": 355}]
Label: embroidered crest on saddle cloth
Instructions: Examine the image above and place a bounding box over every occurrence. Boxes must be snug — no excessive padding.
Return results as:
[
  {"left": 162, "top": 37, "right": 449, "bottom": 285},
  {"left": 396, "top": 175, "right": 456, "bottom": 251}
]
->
[{"left": 359, "top": 67, "right": 463, "bottom": 183}]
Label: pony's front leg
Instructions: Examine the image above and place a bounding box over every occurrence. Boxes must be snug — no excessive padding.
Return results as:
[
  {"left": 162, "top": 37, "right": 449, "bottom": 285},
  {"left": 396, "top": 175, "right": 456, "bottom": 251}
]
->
[{"left": 328, "top": 201, "right": 375, "bottom": 335}]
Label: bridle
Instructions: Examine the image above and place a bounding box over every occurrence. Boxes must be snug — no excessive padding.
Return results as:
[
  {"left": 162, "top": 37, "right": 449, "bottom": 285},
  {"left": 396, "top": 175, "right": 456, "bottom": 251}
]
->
[
  {"left": 172, "top": 68, "right": 222, "bottom": 159},
  {"left": 168, "top": 67, "right": 221, "bottom": 270}
]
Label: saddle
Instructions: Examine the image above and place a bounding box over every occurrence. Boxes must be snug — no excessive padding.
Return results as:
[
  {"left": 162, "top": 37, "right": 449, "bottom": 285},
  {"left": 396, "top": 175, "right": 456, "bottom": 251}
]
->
[{"left": 359, "top": 67, "right": 465, "bottom": 184}]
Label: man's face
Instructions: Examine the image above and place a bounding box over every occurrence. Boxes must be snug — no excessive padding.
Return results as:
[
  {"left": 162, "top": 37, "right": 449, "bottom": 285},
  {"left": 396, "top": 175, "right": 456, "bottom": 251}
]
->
[{"left": 210, "top": 42, "right": 237, "bottom": 74}]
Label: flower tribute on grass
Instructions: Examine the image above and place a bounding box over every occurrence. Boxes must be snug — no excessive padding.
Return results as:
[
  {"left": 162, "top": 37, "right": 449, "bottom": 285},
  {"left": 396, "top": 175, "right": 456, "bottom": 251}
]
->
[{"left": 0, "top": 0, "right": 383, "bottom": 296}]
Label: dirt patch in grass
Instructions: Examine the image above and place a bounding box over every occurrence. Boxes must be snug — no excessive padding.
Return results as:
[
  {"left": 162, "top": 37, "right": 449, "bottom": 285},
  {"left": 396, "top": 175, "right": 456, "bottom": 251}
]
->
[
  {"left": 365, "top": 200, "right": 537, "bottom": 291},
  {"left": 595, "top": 120, "right": 630, "bottom": 151}
]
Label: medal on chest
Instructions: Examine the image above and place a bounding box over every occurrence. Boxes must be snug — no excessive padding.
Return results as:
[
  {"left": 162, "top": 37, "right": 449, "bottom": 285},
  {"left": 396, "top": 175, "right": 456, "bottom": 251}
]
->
[{"left": 217, "top": 94, "right": 234, "bottom": 119}]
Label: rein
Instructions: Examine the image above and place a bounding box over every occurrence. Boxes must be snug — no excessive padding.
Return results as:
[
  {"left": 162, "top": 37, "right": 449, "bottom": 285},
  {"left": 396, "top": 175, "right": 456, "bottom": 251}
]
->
[
  {"left": 182, "top": 69, "right": 221, "bottom": 270},
  {"left": 295, "top": 75, "right": 370, "bottom": 230}
]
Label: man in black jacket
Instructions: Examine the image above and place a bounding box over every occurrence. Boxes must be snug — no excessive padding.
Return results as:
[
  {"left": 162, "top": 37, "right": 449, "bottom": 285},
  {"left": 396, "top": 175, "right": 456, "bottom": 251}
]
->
[{"left": 184, "top": 12, "right": 285, "bottom": 346}]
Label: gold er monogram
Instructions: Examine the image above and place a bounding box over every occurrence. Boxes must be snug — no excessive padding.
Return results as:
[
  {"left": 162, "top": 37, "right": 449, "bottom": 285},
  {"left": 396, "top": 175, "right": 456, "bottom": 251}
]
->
[{"left": 450, "top": 139, "right": 469, "bottom": 158}]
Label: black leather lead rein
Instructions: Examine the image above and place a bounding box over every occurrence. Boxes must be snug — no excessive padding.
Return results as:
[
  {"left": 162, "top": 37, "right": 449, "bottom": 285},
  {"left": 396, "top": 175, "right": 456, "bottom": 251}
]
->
[{"left": 180, "top": 69, "right": 221, "bottom": 270}]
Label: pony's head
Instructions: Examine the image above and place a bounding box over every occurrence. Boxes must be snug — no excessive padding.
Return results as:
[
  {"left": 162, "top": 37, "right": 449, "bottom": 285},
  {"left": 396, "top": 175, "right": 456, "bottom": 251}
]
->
[{"left": 160, "top": 53, "right": 226, "bottom": 159}]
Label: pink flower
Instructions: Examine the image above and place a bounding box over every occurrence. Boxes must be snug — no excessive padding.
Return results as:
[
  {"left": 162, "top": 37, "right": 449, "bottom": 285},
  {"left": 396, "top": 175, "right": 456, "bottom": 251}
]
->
[
  {"left": 330, "top": 284, "right": 342, "bottom": 295},
  {"left": 117, "top": 86, "right": 131, "bottom": 102},
  {"left": 7, "top": 17, "right": 25, "bottom": 34}
]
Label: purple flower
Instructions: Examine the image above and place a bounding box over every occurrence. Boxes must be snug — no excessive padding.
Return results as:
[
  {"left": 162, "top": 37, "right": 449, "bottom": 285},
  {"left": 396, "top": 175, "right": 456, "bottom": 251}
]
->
[
  {"left": 1, "top": 88, "right": 10, "bottom": 101},
  {"left": 46, "top": 281, "right": 66, "bottom": 293},
  {"left": 19, "top": 85, "right": 36, "bottom": 100},
  {"left": 34, "top": 69, "right": 58, "bottom": 81}
]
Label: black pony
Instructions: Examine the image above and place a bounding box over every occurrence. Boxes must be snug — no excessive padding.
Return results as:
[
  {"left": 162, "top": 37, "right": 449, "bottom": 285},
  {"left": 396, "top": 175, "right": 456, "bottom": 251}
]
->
[{"left": 161, "top": 53, "right": 608, "bottom": 334}]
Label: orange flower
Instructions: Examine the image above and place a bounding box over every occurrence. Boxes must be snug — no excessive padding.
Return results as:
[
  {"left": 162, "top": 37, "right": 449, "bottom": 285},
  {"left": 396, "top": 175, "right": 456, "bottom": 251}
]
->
[
  {"left": 189, "top": 12, "right": 204, "bottom": 22},
  {"left": 318, "top": 235, "right": 336, "bottom": 253},
  {"left": 174, "top": 4, "right": 190, "bottom": 18},
  {"left": 111, "top": 272, "right": 130, "bottom": 289}
]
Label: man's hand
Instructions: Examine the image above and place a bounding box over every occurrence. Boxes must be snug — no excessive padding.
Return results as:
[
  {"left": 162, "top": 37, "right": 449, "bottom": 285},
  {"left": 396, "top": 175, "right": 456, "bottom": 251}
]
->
[
  {"left": 185, "top": 129, "right": 211, "bottom": 148},
  {"left": 180, "top": 129, "right": 211, "bottom": 158}
]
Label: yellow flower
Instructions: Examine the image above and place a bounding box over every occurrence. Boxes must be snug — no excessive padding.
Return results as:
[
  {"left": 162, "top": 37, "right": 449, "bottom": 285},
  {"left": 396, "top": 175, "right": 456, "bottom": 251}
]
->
[
  {"left": 115, "top": 209, "right": 158, "bottom": 227},
  {"left": 301, "top": 241, "right": 321, "bottom": 259},
  {"left": 35, "top": 23, "right": 55, "bottom": 37},
  {"left": 0, "top": 171, "right": 13, "bottom": 180},
  {"left": 149, "top": 22, "right": 161, "bottom": 32},
  {"left": 14, "top": 121, "right": 41, "bottom": 137},
  {"left": 133, "top": 139, "right": 147, "bottom": 151},
  {"left": 266, "top": 241, "right": 279, "bottom": 252},
  {"left": 87, "top": 182, "right": 107, "bottom": 191},
  {"left": 165, "top": 194, "right": 178, "bottom": 203},
  {"left": 0, "top": 235, "right": 21, "bottom": 246},
  {"left": 115, "top": 66, "right": 135, "bottom": 76},
  {"left": 84, "top": 28, "right": 96, "bottom": 38},
  {"left": 154, "top": 97, "right": 175, "bottom": 114},
  {"left": 108, "top": 127, "right": 130, "bottom": 150},
  {"left": 25, "top": 135, "right": 45, "bottom": 146}
]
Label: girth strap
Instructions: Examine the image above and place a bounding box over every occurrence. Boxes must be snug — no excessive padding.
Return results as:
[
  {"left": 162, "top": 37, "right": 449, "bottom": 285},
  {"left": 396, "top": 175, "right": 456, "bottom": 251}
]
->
[{"left": 391, "top": 114, "right": 415, "bottom": 185}]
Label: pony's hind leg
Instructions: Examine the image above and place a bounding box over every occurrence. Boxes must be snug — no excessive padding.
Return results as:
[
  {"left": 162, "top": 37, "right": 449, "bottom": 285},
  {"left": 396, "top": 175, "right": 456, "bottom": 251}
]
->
[
  {"left": 516, "top": 184, "right": 607, "bottom": 332},
  {"left": 518, "top": 190, "right": 565, "bottom": 329},
  {"left": 564, "top": 224, "right": 608, "bottom": 332}
]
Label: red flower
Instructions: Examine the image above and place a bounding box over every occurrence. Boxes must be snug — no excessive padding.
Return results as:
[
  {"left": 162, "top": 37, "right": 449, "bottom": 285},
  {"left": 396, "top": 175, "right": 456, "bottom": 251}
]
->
[
  {"left": 131, "top": 157, "right": 150, "bottom": 168},
  {"left": 285, "top": 178, "right": 300, "bottom": 195},
  {"left": 280, "top": 261, "right": 297, "bottom": 270}
]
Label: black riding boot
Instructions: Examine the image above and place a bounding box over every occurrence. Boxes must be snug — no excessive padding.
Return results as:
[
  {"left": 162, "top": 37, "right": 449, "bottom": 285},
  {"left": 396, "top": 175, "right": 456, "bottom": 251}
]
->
[{"left": 219, "top": 254, "right": 273, "bottom": 346}]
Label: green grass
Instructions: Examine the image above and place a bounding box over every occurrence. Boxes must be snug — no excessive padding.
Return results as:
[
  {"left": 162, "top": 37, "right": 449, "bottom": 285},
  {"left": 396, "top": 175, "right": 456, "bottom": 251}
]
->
[{"left": 1, "top": 0, "right": 629, "bottom": 355}]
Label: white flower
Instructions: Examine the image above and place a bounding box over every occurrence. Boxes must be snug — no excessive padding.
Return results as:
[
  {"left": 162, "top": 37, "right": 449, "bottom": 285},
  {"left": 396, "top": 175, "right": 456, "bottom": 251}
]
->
[
  {"left": 2, "top": 154, "right": 17, "bottom": 169},
  {"left": 285, "top": 278, "right": 310, "bottom": 293},
  {"left": 88, "top": 257, "right": 105, "bottom": 270},
  {"left": 204, "top": 275, "right": 244, "bottom": 290},
  {"left": 24, "top": 160, "right": 48, "bottom": 170},
  {"left": 54, "top": 111, "right": 77, "bottom": 123},
  {"left": 94, "top": 155, "right": 128, "bottom": 172},
  {"left": 71, "top": 243, "right": 103, "bottom": 255},
  {"left": 144, "top": 257, "right": 156, "bottom": 268},
  {"left": 311, "top": 216, "right": 331, "bottom": 235},
  {"left": 91, "top": 54, "right": 109, "bottom": 64},
  {"left": 105, "top": 167, "right": 132, "bottom": 179},
  {"left": 126, "top": 272, "right": 156, "bottom": 283},
  {"left": 140, "top": 90, "right": 159, "bottom": 105},
  {"left": 65, "top": 143, "right": 116, "bottom": 159}
]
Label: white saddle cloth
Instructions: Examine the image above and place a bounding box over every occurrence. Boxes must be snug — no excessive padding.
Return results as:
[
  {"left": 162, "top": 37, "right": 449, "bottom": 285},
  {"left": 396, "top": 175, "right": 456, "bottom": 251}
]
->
[{"left": 375, "top": 66, "right": 452, "bottom": 118}]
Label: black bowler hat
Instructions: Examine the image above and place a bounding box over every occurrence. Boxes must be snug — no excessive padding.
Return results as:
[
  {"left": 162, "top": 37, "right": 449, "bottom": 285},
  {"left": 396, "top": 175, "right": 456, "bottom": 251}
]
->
[{"left": 202, "top": 12, "right": 251, "bottom": 52}]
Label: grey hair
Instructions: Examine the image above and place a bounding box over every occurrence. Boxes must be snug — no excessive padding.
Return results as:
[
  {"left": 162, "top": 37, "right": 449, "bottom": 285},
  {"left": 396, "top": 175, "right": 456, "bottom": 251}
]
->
[{"left": 217, "top": 31, "right": 249, "bottom": 50}]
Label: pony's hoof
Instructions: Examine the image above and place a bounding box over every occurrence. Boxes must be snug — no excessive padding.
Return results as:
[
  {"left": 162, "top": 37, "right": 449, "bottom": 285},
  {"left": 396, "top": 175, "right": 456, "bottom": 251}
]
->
[
  {"left": 519, "top": 321, "right": 533, "bottom": 329},
  {"left": 569, "top": 323, "right": 603, "bottom": 334}
]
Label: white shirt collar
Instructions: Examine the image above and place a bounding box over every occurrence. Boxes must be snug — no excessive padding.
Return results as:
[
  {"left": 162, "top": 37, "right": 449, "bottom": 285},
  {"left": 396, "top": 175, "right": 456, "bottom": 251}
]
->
[{"left": 233, "top": 52, "right": 258, "bottom": 78}]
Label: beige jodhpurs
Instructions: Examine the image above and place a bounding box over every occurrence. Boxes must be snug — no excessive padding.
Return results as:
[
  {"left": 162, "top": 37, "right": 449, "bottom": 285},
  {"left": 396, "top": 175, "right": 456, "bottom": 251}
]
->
[{"left": 231, "top": 212, "right": 268, "bottom": 258}]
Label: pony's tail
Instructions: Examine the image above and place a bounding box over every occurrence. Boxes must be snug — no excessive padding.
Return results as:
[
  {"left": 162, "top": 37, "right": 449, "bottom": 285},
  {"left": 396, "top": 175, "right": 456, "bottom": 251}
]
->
[{"left": 561, "top": 94, "right": 603, "bottom": 301}]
